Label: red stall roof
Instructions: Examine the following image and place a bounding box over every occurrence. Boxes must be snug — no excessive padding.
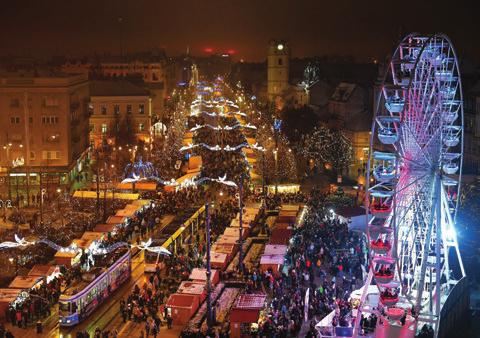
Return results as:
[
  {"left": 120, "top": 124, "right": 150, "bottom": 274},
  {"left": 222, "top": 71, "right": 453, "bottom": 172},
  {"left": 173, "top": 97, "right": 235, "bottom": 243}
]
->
[
  {"left": 166, "top": 293, "right": 199, "bottom": 309},
  {"left": 269, "top": 228, "right": 293, "bottom": 245}
]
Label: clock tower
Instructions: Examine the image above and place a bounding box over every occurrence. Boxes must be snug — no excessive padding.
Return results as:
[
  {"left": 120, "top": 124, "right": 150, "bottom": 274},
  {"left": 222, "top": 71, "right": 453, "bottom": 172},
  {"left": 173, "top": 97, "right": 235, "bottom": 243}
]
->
[{"left": 267, "top": 40, "right": 290, "bottom": 103}]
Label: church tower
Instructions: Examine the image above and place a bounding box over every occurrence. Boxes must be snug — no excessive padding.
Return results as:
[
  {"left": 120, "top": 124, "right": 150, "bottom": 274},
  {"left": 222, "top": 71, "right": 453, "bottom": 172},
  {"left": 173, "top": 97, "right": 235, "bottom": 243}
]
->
[{"left": 267, "top": 40, "right": 290, "bottom": 103}]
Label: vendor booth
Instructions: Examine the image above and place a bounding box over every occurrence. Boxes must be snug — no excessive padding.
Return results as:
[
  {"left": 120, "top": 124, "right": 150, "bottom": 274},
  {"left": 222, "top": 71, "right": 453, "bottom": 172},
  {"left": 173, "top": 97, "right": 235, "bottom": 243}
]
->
[
  {"left": 0, "top": 289, "right": 22, "bottom": 320},
  {"left": 216, "top": 235, "right": 239, "bottom": 246},
  {"left": 28, "top": 265, "right": 61, "bottom": 283},
  {"left": 259, "top": 254, "right": 285, "bottom": 275},
  {"left": 189, "top": 268, "right": 220, "bottom": 285},
  {"left": 106, "top": 215, "right": 128, "bottom": 225},
  {"left": 210, "top": 252, "right": 229, "bottom": 269},
  {"left": 263, "top": 244, "right": 288, "bottom": 256},
  {"left": 223, "top": 226, "right": 250, "bottom": 240},
  {"left": 230, "top": 293, "right": 267, "bottom": 338},
  {"left": 177, "top": 281, "right": 207, "bottom": 302},
  {"left": 9, "top": 275, "right": 43, "bottom": 290},
  {"left": 94, "top": 223, "right": 116, "bottom": 233},
  {"left": 211, "top": 243, "right": 237, "bottom": 260},
  {"left": 269, "top": 228, "right": 293, "bottom": 245},
  {"left": 166, "top": 293, "right": 200, "bottom": 325}
]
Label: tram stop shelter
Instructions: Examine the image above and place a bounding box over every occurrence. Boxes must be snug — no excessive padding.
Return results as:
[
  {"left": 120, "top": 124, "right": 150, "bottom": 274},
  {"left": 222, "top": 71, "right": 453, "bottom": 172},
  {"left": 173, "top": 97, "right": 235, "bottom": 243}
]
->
[
  {"left": 177, "top": 281, "right": 207, "bottom": 303},
  {"left": 166, "top": 293, "right": 201, "bottom": 325},
  {"left": 189, "top": 268, "right": 220, "bottom": 285},
  {"left": 230, "top": 293, "right": 267, "bottom": 338}
]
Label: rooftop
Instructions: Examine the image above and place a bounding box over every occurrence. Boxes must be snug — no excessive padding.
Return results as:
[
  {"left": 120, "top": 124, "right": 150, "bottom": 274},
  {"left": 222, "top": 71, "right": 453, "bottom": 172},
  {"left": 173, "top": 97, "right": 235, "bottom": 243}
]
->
[
  {"left": 90, "top": 80, "right": 150, "bottom": 97},
  {"left": 235, "top": 293, "right": 266, "bottom": 309},
  {"left": 330, "top": 82, "right": 357, "bottom": 102}
]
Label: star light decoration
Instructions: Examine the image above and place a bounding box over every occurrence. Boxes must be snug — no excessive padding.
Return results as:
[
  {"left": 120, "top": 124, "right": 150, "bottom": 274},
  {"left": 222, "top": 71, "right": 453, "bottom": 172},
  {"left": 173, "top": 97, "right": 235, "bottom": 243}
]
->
[
  {"left": 189, "top": 122, "right": 256, "bottom": 132},
  {"left": 0, "top": 234, "right": 172, "bottom": 257},
  {"left": 179, "top": 142, "right": 264, "bottom": 152}
]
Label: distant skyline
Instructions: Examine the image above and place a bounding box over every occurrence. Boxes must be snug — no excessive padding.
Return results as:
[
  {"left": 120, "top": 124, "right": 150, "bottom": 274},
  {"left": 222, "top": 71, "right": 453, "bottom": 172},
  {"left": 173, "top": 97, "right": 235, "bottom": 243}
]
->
[{"left": 1, "top": 0, "right": 478, "bottom": 63}]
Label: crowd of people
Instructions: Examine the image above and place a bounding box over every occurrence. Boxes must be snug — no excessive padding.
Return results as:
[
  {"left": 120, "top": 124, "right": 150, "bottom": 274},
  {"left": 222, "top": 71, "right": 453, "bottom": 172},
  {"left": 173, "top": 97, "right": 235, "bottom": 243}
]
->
[
  {"left": 3, "top": 276, "right": 60, "bottom": 331},
  {"left": 241, "top": 188, "right": 367, "bottom": 337}
]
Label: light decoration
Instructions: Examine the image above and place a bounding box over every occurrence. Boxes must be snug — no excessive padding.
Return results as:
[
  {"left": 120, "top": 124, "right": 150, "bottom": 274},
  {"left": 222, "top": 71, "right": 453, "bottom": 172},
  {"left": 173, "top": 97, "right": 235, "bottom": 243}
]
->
[
  {"left": 0, "top": 235, "right": 81, "bottom": 254},
  {"left": 189, "top": 108, "right": 246, "bottom": 118},
  {"left": 1, "top": 235, "right": 172, "bottom": 260},
  {"left": 189, "top": 123, "right": 257, "bottom": 132},
  {"left": 180, "top": 142, "right": 264, "bottom": 152},
  {"left": 0, "top": 234, "right": 34, "bottom": 249}
]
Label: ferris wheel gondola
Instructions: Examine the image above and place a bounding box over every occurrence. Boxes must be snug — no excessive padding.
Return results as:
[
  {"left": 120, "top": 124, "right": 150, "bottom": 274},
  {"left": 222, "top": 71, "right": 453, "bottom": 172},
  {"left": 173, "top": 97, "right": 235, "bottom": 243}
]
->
[{"left": 353, "top": 34, "right": 466, "bottom": 338}]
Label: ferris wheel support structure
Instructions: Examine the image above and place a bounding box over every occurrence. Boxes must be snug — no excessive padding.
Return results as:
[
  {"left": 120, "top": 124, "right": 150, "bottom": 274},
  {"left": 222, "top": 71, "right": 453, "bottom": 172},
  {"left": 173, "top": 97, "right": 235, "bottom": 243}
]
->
[{"left": 353, "top": 33, "right": 466, "bottom": 338}]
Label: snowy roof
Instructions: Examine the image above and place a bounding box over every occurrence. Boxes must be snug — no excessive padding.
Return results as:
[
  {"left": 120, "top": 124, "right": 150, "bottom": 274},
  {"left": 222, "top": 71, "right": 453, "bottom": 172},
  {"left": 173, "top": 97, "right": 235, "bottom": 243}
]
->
[
  {"left": 264, "top": 244, "right": 288, "bottom": 256},
  {"left": 177, "top": 281, "right": 206, "bottom": 295},
  {"left": 235, "top": 294, "right": 267, "bottom": 309},
  {"left": 260, "top": 254, "right": 285, "bottom": 265},
  {"left": 189, "top": 268, "right": 219, "bottom": 282}
]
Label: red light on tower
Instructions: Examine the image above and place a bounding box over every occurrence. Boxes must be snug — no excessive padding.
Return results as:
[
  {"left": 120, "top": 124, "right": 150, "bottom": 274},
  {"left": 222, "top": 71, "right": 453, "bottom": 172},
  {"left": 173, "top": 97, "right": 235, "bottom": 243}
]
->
[{"left": 204, "top": 47, "right": 213, "bottom": 53}]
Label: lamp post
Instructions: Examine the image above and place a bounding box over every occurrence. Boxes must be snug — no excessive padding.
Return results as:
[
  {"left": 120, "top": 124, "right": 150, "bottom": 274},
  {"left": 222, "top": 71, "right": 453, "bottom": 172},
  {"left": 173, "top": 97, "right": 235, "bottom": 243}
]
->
[
  {"left": 238, "top": 173, "right": 244, "bottom": 275},
  {"left": 273, "top": 118, "right": 282, "bottom": 196},
  {"left": 205, "top": 201, "right": 213, "bottom": 333}
]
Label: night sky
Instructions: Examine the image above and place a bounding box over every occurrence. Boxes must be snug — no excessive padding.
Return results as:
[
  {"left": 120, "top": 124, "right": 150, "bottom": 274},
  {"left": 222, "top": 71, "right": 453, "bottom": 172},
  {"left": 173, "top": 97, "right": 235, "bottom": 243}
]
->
[{"left": 1, "top": 0, "right": 478, "bottom": 62}]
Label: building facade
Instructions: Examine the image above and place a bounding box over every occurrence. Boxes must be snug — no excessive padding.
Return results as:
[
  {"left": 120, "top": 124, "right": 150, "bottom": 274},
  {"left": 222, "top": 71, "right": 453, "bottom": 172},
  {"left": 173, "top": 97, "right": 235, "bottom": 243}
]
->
[
  {"left": 89, "top": 80, "right": 152, "bottom": 148},
  {"left": 0, "top": 72, "right": 90, "bottom": 204},
  {"left": 267, "top": 40, "right": 290, "bottom": 102}
]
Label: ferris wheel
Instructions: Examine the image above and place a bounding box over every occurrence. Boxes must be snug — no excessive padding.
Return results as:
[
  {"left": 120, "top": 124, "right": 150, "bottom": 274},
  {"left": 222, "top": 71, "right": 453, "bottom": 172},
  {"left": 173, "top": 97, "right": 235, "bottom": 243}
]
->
[{"left": 354, "top": 34, "right": 466, "bottom": 338}]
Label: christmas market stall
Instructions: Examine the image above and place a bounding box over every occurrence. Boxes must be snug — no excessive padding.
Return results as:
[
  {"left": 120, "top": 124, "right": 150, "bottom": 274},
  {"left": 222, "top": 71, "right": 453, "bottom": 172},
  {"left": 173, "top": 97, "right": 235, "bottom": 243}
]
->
[
  {"left": 210, "top": 252, "right": 229, "bottom": 270},
  {"left": 28, "top": 264, "right": 61, "bottom": 283},
  {"left": 0, "top": 289, "right": 23, "bottom": 320},
  {"left": 230, "top": 293, "right": 267, "bottom": 338},
  {"left": 223, "top": 226, "right": 249, "bottom": 240},
  {"left": 177, "top": 281, "right": 207, "bottom": 303},
  {"left": 259, "top": 254, "right": 285, "bottom": 275},
  {"left": 189, "top": 268, "right": 220, "bottom": 286},
  {"left": 166, "top": 293, "right": 201, "bottom": 325},
  {"left": 268, "top": 228, "right": 293, "bottom": 246}
]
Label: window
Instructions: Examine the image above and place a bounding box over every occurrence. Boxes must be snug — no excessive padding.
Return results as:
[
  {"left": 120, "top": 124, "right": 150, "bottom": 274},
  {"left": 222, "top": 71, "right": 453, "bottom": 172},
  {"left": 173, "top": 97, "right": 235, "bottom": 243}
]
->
[
  {"left": 126, "top": 104, "right": 132, "bottom": 115},
  {"left": 101, "top": 105, "right": 107, "bottom": 115},
  {"left": 139, "top": 104, "right": 145, "bottom": 114},
  {"left": 29, "top": 117, "right": 33, "bottom": 124},
  {"left": 89, "top": 124, "right": 94, "bottom": 132},
  {"left": 10, "top": 98, "right": 20, "bottom": 107},
  {"left": 10, "top": 116, "right": 20, "bottom": 124},
  {"left": 101, "top": 123, "right": 107, "bottom": 134},
  {"left": 139, "top": 123, "right": 145, "bottom": 132},
  {"left": 114, "top": 104, "right": 120, "bottom": 115},
  {"left": 29, "top": 151, "right": 35, "bottom": 160},
  {"left": 278, "top": 58, "right": 283, "bottom": 66},
  {"left": 42, "top": 151, "right": 60, "bottom": 160},
  {"left": 42, "top": 116, "right": 59, "bottom": 124}
]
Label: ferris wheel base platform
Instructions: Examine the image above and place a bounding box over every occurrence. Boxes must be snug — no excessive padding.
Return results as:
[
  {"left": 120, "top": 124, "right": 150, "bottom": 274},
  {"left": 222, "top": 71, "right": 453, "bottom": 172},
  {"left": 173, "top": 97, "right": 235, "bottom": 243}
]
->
[{"left": 372, "top": 315, "right": 416, "bottom": 338}]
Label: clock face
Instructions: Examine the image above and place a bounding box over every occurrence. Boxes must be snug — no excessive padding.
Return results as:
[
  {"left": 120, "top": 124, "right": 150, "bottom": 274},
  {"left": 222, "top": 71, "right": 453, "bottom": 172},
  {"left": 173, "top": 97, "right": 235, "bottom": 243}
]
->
[{"left": 277, "top": 44, "right": 284, "bottom": 51}]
